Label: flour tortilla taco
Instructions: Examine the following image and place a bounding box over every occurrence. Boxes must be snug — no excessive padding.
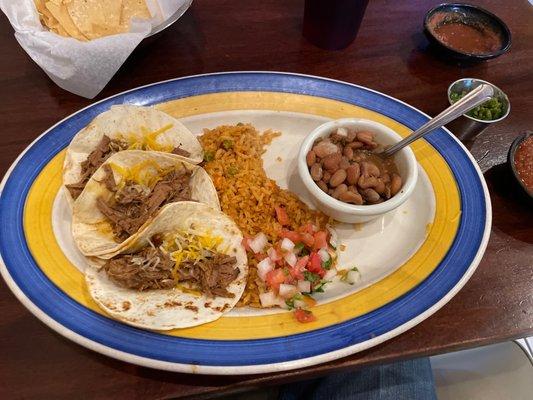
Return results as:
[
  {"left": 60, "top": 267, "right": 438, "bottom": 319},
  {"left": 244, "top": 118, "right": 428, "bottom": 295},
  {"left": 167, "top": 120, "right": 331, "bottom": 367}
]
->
[
  {"left": 84, "top": 201, "right": 248, "bottom": 330},
  {"left": 63, "top": 104, "right": 203, "bottom": 203},
  {"left": 72, "top": 150, "right": 219, "bottom": 257}
]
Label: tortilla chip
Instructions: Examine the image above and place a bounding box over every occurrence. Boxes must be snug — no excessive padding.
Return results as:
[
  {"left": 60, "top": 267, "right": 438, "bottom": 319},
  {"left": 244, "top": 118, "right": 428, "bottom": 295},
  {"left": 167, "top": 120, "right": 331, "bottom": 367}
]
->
[
  {"left": 45, "top": 1, "right": 88, "bottom": 41},
  {"left": 66, "top": 0, "right": 124, "bottom": 40},
  {"left": 120, "top": 0, "right": 151, "bottom": 30}
]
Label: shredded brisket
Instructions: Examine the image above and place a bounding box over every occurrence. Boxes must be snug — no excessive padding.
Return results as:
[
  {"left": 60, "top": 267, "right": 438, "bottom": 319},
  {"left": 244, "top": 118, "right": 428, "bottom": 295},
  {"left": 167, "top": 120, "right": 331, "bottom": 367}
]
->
[
  {"left": 103, "top": 247, "right": 176, "bottom": 291},
  {"left": 97, "top": 167, "right": 193, "bottom": 241},
  {"left": 66, "top": 135, "right": 127, "bottom": 199},
  {"left": 172, "top": 146, "right": 191, "bottom": 157},
  {"left": 177, "top": 252, "right": 239, "bottom": 298}
]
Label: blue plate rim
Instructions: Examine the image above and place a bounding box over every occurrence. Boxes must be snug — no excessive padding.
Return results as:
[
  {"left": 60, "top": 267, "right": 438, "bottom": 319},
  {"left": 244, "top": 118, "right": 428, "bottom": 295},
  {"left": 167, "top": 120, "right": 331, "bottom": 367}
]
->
[{"left": 0, "top": 71, "right": 491, "bottom": 375}]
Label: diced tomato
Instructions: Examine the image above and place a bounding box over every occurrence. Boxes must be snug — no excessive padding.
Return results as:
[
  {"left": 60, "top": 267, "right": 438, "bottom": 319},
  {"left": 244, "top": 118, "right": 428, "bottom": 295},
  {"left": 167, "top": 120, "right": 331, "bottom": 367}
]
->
[
  {"left": 298, "top": 223, "right": 316, "bottom": 235},
  {"left": 296, "top": 255, "right": 309, "bottom": 269},
  {"left": 280, "top": 229, "right": 301, "bottom": 244},
  {"left": 302, "top": 295, "right": 317, "bottom": 307},
  {"left": 300, "top": 232, "right": 315, "bottom": 248},
  {"left": 313, "top": 231, "right": 328, "bottom": 251},
  {"left": 308, "top": 252, "right": 326, "bottom": 277},
  {"left": 242, "top": 236, "right": 253, "bottom": 252},
  {"left": 289, "top": 256, "right": 308, "bottom": 280},
  {"left": 265, "top": 269, "right": 287, "bottom": 291},
  {"left": 294, "top": 308, "right": 317, "bottom": 323},
  {"left": 275, "top": 205, "right": 290, "bottom": 226}
]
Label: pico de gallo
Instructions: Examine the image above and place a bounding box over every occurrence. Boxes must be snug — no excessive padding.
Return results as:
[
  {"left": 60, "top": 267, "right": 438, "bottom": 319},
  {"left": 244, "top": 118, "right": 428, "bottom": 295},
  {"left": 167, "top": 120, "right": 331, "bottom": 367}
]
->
[{"left": 242, "top": 221, "right": 339, "bottom": 323}]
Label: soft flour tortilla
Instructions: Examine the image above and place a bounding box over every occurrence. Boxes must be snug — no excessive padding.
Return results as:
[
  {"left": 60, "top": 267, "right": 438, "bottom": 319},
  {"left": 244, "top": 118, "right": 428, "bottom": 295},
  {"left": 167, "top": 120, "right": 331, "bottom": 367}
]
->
[
  {"left": 72, "top": 150, "right": 220, "bottom": 258},
  {"left": 85, "top": 202, "right": 248, "bottom": 330},
  {"left": 63, "top": 104, "right": 204, "bottom": 204}
]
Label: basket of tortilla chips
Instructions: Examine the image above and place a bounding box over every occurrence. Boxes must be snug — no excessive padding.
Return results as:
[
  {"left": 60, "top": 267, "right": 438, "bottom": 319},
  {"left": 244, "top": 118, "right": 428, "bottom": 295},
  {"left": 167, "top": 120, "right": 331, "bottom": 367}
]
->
[{"left": 0, "top": 0, "right": 193, "bottom": 98}]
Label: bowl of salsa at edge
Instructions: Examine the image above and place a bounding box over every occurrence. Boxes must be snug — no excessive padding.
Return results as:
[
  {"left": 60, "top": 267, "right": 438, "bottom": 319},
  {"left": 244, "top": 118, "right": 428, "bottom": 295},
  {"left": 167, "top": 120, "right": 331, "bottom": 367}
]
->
[
  {"left": 424, "top": 3, "right": 511, "bottom": 61},
  {"left": 508, "top": 131, "right": 533, "bottom": 200}
]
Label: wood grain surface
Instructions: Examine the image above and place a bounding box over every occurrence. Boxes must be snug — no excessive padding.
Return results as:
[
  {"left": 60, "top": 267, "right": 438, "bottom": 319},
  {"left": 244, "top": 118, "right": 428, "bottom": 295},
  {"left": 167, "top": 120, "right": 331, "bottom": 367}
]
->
[{"left": 0, "top": 1, "right": 532, "bottom": 399}]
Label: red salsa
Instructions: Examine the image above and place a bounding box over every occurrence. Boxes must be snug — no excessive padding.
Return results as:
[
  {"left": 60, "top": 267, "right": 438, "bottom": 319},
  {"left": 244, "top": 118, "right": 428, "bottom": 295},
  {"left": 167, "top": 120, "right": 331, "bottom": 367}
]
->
[
  {"left": 428, "top": 13, "right": 502, "bottom": 55},
  {"left": 514, "top": 136, "right": 533, "bottom": 193}
]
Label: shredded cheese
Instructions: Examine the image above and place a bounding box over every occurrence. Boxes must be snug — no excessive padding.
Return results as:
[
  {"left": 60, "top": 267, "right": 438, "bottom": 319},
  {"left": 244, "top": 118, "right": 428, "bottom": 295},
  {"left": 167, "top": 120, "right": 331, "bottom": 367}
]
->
[
  {"left": 117, "top": 124, "right": 175, "bottom": 152},
  {"left": 160, "top": 230, "right": 224, "bottom": 277},
  {"left": 108, "top": 160, "right": 174, "bottom": 189}
]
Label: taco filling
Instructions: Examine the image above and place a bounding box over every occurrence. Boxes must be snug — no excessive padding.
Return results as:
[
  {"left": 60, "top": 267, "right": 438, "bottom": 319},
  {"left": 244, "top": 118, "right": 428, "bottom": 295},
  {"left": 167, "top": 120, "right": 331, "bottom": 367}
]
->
[
  {"left": 96, "top": 164, "right": 194, "bottom": 242},
  {"left": 103, "top": 232, "right": 239, "bottom": 298},
  {"left": 66, "top": 133, "right": 192, "bottom": 200}
]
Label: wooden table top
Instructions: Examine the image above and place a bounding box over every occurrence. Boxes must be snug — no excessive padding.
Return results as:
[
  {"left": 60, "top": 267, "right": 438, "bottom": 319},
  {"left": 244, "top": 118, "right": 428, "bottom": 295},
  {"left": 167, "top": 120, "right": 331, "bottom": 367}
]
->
[{"left": 1, "top": 0, "right": 532, "bottom": 398}]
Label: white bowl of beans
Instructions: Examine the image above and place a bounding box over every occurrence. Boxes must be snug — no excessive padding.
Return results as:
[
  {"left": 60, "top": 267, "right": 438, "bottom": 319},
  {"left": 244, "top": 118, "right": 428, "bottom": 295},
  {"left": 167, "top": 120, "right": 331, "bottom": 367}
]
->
[{"left": 298, "top": 118, "right": 418, "bottom": 223}]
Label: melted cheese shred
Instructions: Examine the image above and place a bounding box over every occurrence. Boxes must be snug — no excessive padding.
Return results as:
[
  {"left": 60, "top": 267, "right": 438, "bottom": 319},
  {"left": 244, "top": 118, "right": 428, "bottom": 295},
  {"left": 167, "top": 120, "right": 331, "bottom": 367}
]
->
[{"left": 118, "top": 124, "right": 175, "bottom": 153}]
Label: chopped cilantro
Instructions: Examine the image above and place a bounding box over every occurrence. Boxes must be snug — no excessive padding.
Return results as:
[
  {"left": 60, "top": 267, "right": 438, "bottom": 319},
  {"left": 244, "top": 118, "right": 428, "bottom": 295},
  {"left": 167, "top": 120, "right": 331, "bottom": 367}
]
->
[
  {"left": 304, "top": 271, "right": 320, "bottom": 283},
  {"left": 294, "top": 243, "right": 305, "bottom": 254},
  {"left": 322, "top": 258, "right": 332, "bottom": 270},
  {"left": 236, "top": 122, "right": 244, "bottom": 126},
  {"left": 285, "top": 298, "right": 294, "bottom": 309},
  {"left": 285, "top": 293, "right": 303, "bottom": 310},
  {"left": 222, "top": 139, "right": 234, "bottom": 150},
  {"left": 300, "top": 247, "right": 310, "bottom": 256},
  {"left": 282, "top": 267, "right": 290, "bottom": 276},
  {"left": 204, "top": 151, "right": 214, "bottom": 162},
  {"left": 312, "top": 279, "right": 331, "bottom": 293}
]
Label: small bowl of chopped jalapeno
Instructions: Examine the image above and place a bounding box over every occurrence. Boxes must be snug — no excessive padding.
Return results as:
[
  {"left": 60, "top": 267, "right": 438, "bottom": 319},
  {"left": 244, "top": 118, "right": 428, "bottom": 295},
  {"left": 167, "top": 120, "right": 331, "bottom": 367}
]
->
[
  {"left": 448, "top": 78, "right": 509, "bottom": 122},
  {"left": 447, "top": 78, "right": 510, "bottom": 141}
]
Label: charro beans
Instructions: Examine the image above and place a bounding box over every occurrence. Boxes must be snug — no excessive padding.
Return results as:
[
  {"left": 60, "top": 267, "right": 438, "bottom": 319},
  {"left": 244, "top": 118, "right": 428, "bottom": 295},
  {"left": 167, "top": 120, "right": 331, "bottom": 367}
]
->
[{"left": 306, "top": 128, "right": 403, "bottom": 205}]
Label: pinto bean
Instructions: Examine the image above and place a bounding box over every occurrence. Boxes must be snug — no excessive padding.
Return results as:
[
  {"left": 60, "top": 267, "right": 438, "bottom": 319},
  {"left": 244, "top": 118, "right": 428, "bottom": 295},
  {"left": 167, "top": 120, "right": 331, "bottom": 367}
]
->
[
  {"left": 306, "top": 150, "right": 316, "bottom": 167},
  {"left": 384, "top": 186, "right": 391, "bottom": 199},
  {"left": 358, "top": 175, "right": 379, "bottom": 189},
  {"left": 310, "top": 163, "right": 323, "bottom": 181},
  {"left": 317, "top": 180, "right": 329, "bottom": 193},
  {"left": 374, "top": 180, "right": 386, "bottom": 195},
  {"left": 313, "top": 140, "right": 338, "bottom": 158},
  {"left": 329, "top": 169, "right": 347, "bottom": 187},
  {"left": 348, "top": 141, "right": 364, "bottom": 150},
  {"left": 347, "top": 130, "right": 357, "bottom": 142},
  {"left": 361, "top": 161, "right": 380, "bottom": 177},
  {"left": 343, "top": 146, "right": 354, "bottom": 159},
  {"left": 391, "top": 173, "right": 402, "bottom": 196},
  {"left": 339, "top": 156, "right": 351, "bottom": 170},
  {"left": 332, "top": 184, "right": 348, "bottom": 199},
  {"left": 357, "top": 131, "right": 377, "bottom": 147},
  {"left": 339, "top": 190, "right": 363, "bottom": 204},
  {"left": 346, "top": 164, "right": 361, "bottom": 185},
  {"left": 323, "top": 153, "right": 342, "bottom": 173},
  {"left": 381, "top": 172, "right": 391, "bottom": 184},
  {"left": 361, "top": 188, "right": 381, "bottom": 203},
  {"left": 323, "top": 170, "right": 331, "bottom": 182}
]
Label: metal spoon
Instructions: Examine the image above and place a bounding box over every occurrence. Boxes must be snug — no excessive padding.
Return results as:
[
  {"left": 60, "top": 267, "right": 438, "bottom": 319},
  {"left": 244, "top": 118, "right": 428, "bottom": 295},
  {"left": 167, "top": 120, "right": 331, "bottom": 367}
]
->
[{"left": 382, "top": 83, "right": 495, "bottom": 157}]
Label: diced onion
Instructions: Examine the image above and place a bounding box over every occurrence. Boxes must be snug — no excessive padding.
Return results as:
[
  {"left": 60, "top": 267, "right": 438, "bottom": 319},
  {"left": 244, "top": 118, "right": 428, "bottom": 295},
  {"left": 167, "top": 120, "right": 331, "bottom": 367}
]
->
[
  {"left": 284, "top": 251, "right": 297, "bottom": 267},
  {"left": 249, "top": 232, "right": 268, "bottom": 253},
  {"left": 267, "top": 247, "right": 280, "bottom": 261},
  {"left": 324, "top": 269, "right": 337, "bottom": 280},
  {"left": 279, "top": 284, "right": 298, "bottom": 298},
  {"left": 297, "top": 280, "right": 311, "bottom": 293},
  {"left": 327, "top": 225, "right": 338, "bottom": 248},
  {"left": 346, "top": 270, "right": 361, "bottom": 284},
  {"left": 337, "top": 127, "right": 348, "bottom": 136},
  {"left": 318, "top": 248, "right": 330, "bottom": 262},
  {"left": 294, "top": 300, "right": 306, "bottom": 309},
  {"left": 257, "top": 257, "right": 274, "bottom": 280},
  {"left": 259, "top": 291, "right": 278, "bottom": 307},
  {"left": 281, "top": 238, "right": 295, "bottom": 251}
]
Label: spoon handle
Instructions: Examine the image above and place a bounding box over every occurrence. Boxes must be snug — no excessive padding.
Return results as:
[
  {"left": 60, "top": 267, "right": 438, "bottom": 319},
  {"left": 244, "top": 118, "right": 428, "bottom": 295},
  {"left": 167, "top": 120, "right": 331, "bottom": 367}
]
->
[{"left": 382, "top": 84, "right": 495, "bottom": 157}]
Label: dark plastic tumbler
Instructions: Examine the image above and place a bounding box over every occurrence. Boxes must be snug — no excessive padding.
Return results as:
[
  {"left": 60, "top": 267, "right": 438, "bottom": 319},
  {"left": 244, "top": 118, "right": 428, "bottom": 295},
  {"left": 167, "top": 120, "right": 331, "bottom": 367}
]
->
[{"left": 303, "top": 0, "right": 370, "bottom": 50}]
